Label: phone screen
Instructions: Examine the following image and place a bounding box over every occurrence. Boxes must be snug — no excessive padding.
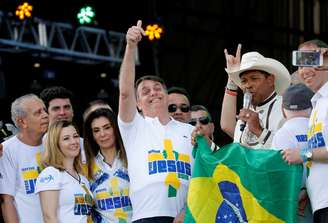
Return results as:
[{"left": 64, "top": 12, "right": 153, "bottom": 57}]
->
[{"left": 293, "top": 51, "right": 322, "bottom": 67}]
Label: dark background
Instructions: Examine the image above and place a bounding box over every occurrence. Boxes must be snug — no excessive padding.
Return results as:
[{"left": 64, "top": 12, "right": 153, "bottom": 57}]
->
[{"left": 0, "top": 0, "right": 327, "bottom": 145}]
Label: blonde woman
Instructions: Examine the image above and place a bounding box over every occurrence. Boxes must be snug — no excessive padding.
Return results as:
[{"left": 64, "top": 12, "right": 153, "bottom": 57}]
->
[{"left": 36, "top": 120, "right": 93, "bottom": 223}]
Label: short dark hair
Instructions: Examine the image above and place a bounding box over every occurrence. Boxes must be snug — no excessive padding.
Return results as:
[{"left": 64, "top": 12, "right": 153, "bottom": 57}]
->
[
  {"left": 167, "top": 86, "right": 191, "bottom": 103},
  {"left": 135, "top": 75, "right": 167, "bottom": 91},
  {"left": 299, "top": 39, "right": 328, "bottom": 49},
  {"left": 190, "top": 105, "right": 212, "bottom": 121},
  {"left": 40, "top": 86, "right": 74, "bottom": 109}
]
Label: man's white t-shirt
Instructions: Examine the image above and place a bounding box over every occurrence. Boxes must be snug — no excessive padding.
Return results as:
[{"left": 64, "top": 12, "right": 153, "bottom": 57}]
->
[
  {"left": 306, "top": 82, "right": 328, "bottom": 213},
  {"left": 35, "top": 166, "right": 93, "bottom": 223},
  {"left": 272, "top": 117, "right": 309, "bottom": 150},
  {"left": 272, "top": 117, "right": 309, "bottom": 187},
  {"left": 90, "top": 152, "right": 132, "bottom": 223},
  {"left": 0, "top": 136, "right": 44, "bottom": 223},
  {"left": 118, "top": 111, "right": 194, "bottom": 221},
  {"left": 234, "top": 93, "right": 285, "bottom": 149}
]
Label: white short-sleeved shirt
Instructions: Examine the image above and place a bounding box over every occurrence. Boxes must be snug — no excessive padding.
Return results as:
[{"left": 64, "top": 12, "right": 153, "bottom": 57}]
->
[
  {"left": 35, "top": 166, "right": 93, "bottom": 223},
  {"left": 234, "top": 93, "right": 285, "bottom": 149},
  {"left": 306, "top": 82, "right": 328, "bottom": 212},
  {"left": 90, "top": 152, "right": 132, "bottom": 223},
  {"left": 272, "top": 117, "right": 309, "bottom": 187},
  {"left": 272, "top": 117, "right": 309, "bottom": 150},
  {"left": 118, "top": 111, "right": 194, "bottom": 221},
  {"left": 0, "top": 136, "right": 44, "bottom": 223}
]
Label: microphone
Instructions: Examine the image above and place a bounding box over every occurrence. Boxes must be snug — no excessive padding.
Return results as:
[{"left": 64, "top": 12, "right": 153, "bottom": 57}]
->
[{"left": 240, "top": 91, "right": 252, "bottom": 131}]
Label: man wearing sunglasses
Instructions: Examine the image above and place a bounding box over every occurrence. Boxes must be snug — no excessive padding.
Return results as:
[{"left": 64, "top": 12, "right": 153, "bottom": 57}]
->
[
  {"left": 190, "top": 105, "right": 214, "bottom": 141},
  {"left": 168, "top": 87, "right": 191, "bottom": 123},
  {"left": 118, "top": 20, "right": 194, "bottom": 223}
]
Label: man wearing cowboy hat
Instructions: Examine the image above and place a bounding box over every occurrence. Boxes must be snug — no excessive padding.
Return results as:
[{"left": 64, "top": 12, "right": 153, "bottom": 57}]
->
[{"left": 220, "top": 44, "right": 291, "bottom": 149}]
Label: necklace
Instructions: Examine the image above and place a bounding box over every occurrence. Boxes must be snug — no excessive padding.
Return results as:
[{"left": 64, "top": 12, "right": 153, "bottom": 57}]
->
[{"left": 64, "top": 169, "right": 81, "bottom": 184}]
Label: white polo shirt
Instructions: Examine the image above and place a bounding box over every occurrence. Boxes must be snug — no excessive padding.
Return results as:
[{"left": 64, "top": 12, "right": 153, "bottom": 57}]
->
[
  {"left": 118, "top": 111, "right": 194, "bottom": 221},
  {"left": 0, "top": 136, "right": 44, "bottom": 223},
  {"left": 306, "top": 82, "right": 328, "bottom": 213}
]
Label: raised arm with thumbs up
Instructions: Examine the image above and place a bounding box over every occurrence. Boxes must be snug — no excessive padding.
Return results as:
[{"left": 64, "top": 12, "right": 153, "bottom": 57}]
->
[{"left": 119, "top": 20, "right": 146, "bottom": 123}]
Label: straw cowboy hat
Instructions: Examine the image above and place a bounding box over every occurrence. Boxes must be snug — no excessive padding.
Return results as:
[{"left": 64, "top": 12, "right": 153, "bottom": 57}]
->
[{"left": 227, "top": 52, "right": 291, "bottom": 95}]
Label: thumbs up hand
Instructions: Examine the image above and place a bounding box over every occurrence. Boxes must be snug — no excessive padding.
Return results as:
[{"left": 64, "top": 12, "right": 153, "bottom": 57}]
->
[{"left": 126, "top": 20, "right": 146, "bottom": 48}]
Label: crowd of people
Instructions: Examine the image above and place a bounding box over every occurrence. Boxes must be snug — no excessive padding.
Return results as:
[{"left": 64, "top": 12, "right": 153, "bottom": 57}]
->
[{"left": 0, "top": 20, "right": 328, "bottom": 223}]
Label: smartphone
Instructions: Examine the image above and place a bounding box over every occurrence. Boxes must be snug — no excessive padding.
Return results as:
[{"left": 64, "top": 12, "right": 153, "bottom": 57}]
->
[{"left": 292, "top": 50, "right": 323, "bottom": 67}]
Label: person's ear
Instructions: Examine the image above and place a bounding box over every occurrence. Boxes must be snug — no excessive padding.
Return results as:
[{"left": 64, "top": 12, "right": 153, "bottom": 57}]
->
[
  {"left": 136, "top": 99, "right": 143, "bottom": 113},
  {"left": 268, "top": 74, "right": 275, "bottom": 87},
  {"left": 210, "top": 122, "right": 215, "bottom": 134},
  {"left": 17, "top": 117, "right": 27, "bottom": 129},
  {"left": 0, "top": 144, "right": 3, "bottom": 157}
]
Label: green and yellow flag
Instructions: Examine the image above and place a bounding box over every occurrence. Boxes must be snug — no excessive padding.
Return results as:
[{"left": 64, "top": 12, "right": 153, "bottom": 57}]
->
[{"left": 185, "top": 136, "right": 303, "bottom": 223}]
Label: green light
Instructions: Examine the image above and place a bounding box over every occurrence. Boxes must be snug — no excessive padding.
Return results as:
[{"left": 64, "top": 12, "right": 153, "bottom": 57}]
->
[{"left": 77, "top": 6, "right": 95, "bottom": 24}]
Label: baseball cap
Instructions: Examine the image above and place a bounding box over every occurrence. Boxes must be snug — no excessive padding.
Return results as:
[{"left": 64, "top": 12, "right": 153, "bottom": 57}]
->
[{"left": 282, "top": 83, "right": 314, "bottom": 110}]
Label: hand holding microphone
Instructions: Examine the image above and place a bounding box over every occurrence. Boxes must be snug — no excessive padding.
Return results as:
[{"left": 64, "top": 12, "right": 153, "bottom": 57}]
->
[{"left": 240, "top": 91, "right": 252, "bottom": 131}]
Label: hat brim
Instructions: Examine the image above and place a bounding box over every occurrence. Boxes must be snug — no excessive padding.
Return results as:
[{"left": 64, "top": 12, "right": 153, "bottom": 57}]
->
[{"left": 227, "top": 58, "right": 291, "bottom": 95}]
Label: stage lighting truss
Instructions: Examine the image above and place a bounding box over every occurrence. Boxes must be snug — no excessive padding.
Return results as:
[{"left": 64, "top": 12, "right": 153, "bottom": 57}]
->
[
  {"left": 0, "top": 11, "right": 139, "bottom": 65},
  {"left": 145, "top": 24, "right": 163, "bottom": 41}
]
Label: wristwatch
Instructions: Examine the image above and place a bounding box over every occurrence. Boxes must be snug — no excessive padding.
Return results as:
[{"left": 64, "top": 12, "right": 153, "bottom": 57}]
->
[
  {"left": 300, "top": 149, "right": 313, "bottom": 162},
  {"left": 304, "top": 151, "right": 313, "bottom": 161}
]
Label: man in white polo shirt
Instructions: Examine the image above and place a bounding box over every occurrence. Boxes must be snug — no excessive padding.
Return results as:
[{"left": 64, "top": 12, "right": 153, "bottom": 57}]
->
[
  {"left": 283, "top": 39, "right": 328, "bottom": 222},
  {"left": 118, "top": 20, "right": 194, "bottom": 223},
  {"left": 0, "top": 94, "right": 49, "bottom": 223}
]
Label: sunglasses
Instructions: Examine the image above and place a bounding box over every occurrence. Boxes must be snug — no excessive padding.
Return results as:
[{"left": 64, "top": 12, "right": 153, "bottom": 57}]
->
[
  {"left": 189, "top": 116, "right": 210, "bottom": 126},
  {"left": 168, "top": 104, "right": 190, "bottom": 113}
]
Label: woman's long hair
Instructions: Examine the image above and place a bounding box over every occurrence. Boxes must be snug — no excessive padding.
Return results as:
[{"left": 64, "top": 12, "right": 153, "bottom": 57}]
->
[
  {"left": 42, "top": 120, "right": 82, "bottom": 173},
  {"left": 83, "top": 108, "right": 127, "bottom": 179}
]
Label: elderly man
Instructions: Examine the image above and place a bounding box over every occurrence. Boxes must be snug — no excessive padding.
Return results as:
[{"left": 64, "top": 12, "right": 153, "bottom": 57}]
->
[
  {"left": 168, "top": 87, "right": 192, "bottom": 123},
  {"left": 220, "top": 45, "right": 291, "bottom": 149},
  {"left": 0, "top": 94, "right": 49, "bottom": 223},
  {"left": 282, "top": 39, "right": 328, "bottom": 222},
  {"left": 118, "top": 20, "right": 194, "bottom": 223}
]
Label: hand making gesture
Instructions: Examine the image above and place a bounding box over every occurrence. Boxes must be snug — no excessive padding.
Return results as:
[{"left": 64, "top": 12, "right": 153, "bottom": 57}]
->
[
  {"left": 126, "top": 20, "right": 146, "bottom": 49},
  {"left": 224, "top": 44, "right": 242, "bottom": 72}
]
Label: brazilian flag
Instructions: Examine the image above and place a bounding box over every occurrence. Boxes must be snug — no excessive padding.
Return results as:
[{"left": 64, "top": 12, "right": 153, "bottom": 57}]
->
[{"left": 185, "top": 136, "right": 303, "bottom": 223}]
